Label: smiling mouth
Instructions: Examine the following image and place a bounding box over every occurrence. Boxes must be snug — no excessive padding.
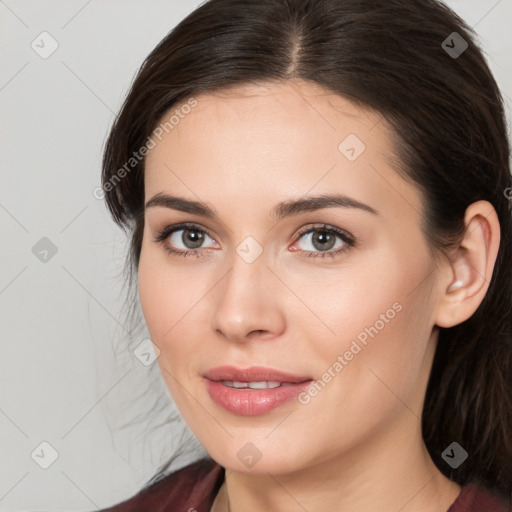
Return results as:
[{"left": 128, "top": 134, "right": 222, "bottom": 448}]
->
[{"left": 204, "top": 378, "right": 314, "bottom": 415}]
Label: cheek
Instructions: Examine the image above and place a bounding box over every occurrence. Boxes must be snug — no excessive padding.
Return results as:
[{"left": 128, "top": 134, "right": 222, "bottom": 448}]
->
[
  {"left": 290, "top": 283, "right": 434, "bottom": 455},
  {"left": 138, "top": 243, "right": 193, "bottom": 340},
  {"left": 137, "top": 261, "right": 195, "bottom": 408},
  {"left": 299, "top": 246, "right": 436, "bottom": 398},
  {"left": 285, "top": 249, "right": 412, "bottom": 351},
  {"left": 137, "top": 248, "right": 209, "bottom": 381},
  {"left": 138, "top": 266, "right": 171, "bottom": 341}
]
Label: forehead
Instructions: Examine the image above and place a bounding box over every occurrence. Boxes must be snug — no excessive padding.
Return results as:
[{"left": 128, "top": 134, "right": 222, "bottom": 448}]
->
[{"left": 143, "top": 79, "right": 423, "bottom": 222}]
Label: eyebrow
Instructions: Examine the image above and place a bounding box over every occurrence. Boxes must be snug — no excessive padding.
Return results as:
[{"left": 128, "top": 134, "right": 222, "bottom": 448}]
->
[{"left": 145, "top": 192, "right": 379, "bottom": 220}]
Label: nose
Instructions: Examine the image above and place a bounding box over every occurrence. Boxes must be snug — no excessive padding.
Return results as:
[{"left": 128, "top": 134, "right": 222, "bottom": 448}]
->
[{"left": 210, "top": 248, "right": 286, "bottom": 344}]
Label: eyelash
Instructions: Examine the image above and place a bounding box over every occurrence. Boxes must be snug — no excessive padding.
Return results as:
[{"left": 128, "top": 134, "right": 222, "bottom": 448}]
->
[{"left": 153, "top": 222, "right": 355, "bottom": 260}]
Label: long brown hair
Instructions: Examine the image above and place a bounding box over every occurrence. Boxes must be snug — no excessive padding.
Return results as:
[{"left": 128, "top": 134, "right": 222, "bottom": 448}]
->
[{"left": 101, "top": 0, "right": 512, "bottom": 495}]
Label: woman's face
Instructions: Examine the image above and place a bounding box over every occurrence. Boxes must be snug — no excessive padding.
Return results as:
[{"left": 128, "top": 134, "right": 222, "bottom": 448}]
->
[{"left": 138, "top": 79, "right": 444, "bottom": 474}]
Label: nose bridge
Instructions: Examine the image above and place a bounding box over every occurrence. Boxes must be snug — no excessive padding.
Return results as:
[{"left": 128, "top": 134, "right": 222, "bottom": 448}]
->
[{"left": 210, "top": 239, "right": 284, "bottom": 341}]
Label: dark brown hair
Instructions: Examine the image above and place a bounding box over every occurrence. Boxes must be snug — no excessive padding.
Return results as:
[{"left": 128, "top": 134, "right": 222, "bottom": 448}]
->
[{"left": 101, "top": 0, "right": 512, "bottom": 495}]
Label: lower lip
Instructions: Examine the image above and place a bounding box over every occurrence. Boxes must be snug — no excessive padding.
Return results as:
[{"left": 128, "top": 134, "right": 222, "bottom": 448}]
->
[{"left": 204, "top": 379, "right": 313, "bottom": 416}]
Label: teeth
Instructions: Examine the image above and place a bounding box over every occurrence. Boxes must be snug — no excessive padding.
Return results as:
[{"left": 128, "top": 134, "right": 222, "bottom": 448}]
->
[{"left": 220, "top": 380, "right": 283, "bottom": 389}]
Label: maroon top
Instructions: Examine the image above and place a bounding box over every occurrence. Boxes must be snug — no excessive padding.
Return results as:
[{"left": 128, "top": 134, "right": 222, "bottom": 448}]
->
[{"left": 99, "top": 457, "right": 510, "bottom": 512}]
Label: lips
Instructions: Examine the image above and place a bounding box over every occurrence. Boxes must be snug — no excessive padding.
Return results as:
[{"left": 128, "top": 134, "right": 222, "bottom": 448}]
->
[
  {"left": 203, "top": 365, "right": 312, "bottom": 384},
  {"left": 203, "top": 365, "right": 314, "bottom": 415}
]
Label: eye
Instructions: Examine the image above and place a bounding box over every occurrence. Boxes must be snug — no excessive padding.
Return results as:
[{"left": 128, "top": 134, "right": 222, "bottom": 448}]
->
[
  {"left": 153, "top": 222, "right": 355, "bottom": 260},
  {"left": 292, "top": 224, "right": 355, "bottom": 260},
  {"left": 153, "top": 222, "right": 218, "bottom": 258}
]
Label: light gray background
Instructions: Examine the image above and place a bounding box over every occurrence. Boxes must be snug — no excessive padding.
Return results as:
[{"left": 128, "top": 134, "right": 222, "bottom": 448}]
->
[{"left": 1, "top": 1, "right": 511, "bottom": 511}]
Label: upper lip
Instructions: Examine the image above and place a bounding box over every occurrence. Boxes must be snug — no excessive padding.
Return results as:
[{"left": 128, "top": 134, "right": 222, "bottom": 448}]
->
[{"left": 203, "top": 365, "right": 312, "bottom": 383}]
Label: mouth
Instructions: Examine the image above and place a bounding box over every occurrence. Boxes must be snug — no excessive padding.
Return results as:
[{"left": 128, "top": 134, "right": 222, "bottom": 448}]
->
[{"left": 203, "top": 365, "right": 314, "bottom": 416}]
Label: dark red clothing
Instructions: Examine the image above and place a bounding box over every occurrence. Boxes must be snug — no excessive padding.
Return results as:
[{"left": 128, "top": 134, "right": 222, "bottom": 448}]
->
[{"left": 99, "top": 457, "right": 510, "bottom": 512}]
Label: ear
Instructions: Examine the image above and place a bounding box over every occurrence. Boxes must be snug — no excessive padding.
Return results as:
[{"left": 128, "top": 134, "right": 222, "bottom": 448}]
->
[{"left": 434, "top": 200, "right": 501, "bottom": 328}]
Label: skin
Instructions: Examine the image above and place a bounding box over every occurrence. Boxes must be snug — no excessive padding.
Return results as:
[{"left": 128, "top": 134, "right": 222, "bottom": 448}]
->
[{"left": 138, "top": 79, "right": 500, "bottom": 512}]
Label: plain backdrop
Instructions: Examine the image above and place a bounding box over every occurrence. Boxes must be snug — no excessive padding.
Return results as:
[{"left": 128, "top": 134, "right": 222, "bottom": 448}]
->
[{"left": 1, "top": 1, "right": 511, "bottom": 510}]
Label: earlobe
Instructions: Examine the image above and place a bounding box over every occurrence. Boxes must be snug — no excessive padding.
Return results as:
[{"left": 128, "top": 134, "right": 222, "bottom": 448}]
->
[{"left": 435, "top": 200, "right": 500, "bottom": 329}]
